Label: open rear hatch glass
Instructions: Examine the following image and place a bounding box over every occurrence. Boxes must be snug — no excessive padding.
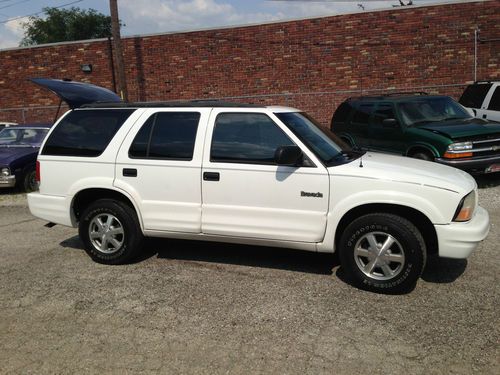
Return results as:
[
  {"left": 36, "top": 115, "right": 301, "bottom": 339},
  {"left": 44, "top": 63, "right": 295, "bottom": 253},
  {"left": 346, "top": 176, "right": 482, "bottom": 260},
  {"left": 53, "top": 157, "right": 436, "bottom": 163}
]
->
[{"left": 31, "top": 78, "right": 122, "bottom": 109}]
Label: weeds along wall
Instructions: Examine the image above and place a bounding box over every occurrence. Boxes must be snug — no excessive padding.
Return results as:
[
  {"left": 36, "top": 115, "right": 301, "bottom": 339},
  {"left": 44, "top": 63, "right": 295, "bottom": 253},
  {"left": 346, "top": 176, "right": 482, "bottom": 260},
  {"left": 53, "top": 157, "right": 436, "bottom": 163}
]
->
[{"left": 0, "top": 0, "right": 498, "bottom": 125}]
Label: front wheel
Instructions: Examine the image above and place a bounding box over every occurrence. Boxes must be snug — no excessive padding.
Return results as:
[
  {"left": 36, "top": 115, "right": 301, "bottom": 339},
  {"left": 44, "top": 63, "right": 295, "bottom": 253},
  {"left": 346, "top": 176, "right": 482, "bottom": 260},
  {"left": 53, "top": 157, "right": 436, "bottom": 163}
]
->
[
  {"left": 79, "top": 199, "right": 144, "bottom": 265},
  {"left": 339, "top": 213, "right": 426, "bottom": 294}
]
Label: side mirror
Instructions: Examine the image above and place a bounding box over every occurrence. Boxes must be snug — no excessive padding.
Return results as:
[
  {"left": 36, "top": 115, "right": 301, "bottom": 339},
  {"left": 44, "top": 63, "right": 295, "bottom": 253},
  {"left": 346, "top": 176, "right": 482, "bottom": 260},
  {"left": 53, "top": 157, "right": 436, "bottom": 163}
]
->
[
  {"left": 275, "top": 145, "right": 303, "bottom": 166},
  {"left": 382, "top": 118, "right": 399, "bottom": 128}
]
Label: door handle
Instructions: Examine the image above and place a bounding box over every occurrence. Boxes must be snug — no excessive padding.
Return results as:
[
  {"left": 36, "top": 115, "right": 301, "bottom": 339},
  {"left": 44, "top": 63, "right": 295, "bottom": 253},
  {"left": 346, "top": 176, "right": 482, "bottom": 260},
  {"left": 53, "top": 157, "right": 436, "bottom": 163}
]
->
[
  {"left": 203, "top": 172, "right": 220, "bottom": 181},
  {"left": 123, "top": 168, "right": 137, "bottom": 177},
  {"left": 482, "top": 114, "right": 487, "bottom": 119}
]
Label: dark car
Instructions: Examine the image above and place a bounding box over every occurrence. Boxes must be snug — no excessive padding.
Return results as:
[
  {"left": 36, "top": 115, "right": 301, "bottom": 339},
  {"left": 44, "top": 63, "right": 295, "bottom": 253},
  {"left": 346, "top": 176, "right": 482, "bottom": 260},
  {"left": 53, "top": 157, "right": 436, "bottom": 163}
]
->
[
  {"left": 0, "top": 124, "right": 51, "bottom": 192},
  {"left": 331, "top": 93, "right": 500, "bottom": 174}
]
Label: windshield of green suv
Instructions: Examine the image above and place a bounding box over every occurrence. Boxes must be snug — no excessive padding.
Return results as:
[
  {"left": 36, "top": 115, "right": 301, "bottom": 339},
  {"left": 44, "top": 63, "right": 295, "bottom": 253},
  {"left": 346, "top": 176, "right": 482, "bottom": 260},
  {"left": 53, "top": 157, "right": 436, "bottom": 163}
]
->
[
  {"left": 398, "top": 97, "right": 472, "bottom": 126},
  {"left": 275, "top": 112, "right": 361, "bottom": 165}
]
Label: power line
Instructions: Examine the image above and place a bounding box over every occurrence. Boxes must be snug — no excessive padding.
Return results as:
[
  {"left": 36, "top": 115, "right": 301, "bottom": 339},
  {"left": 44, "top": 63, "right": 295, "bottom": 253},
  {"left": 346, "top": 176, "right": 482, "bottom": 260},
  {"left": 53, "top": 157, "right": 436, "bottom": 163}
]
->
[
  {"left": 0, "top": 0, "right": 31, "bottom": 11},
  {"left": 0, "top": 0, "right": 83, "bottom": 24}
]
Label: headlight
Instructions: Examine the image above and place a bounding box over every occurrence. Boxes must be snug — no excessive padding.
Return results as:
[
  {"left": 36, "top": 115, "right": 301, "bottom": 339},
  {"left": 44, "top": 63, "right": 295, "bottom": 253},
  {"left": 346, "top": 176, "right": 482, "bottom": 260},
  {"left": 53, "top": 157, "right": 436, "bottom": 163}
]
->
[
  {"left": 1, "top": 167, "right": 10, "bottom": 177},
  {"left": 444, "top": 142, "right": 473, "bottom": 159},
  {"left": 453, "top": 190, "right": 477, "bottom": 222},
  {"left": 447, "top": 142, "right": 472, "bottom": 151}
]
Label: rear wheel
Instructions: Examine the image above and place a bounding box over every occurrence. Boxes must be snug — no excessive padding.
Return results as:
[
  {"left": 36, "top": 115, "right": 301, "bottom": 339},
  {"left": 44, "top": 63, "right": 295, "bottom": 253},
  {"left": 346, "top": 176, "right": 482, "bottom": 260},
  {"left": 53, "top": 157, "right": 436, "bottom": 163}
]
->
[
  {"left": 79, "top": 199, "right": 144, "bottom": 264},
  {"left": 22, "top": 168, "right": 37, "bottom": 192},
  {"left": 339, "top": 213, "right": 426, "bottom": 294}
]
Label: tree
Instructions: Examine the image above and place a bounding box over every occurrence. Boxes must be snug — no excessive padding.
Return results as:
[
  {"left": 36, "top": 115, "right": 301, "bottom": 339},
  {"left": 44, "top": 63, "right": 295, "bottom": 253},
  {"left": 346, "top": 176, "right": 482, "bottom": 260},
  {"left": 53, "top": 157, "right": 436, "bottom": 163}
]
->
[{"left": 20, "top": 7, "right": 114, "bottom": 46}]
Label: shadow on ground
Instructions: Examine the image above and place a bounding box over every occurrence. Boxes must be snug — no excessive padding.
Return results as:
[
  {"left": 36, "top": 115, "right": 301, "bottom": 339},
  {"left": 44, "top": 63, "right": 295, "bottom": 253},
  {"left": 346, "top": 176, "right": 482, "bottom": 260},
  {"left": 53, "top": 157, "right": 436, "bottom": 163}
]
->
[
  {"left": 60, "top": 236, "right": 469, "bottom": 285},
  {"left": 475, "top": 172, "right": 500, "bottom": 189},
  {"left": 421, "top": 255, "right": 467, "bottom": 283}
]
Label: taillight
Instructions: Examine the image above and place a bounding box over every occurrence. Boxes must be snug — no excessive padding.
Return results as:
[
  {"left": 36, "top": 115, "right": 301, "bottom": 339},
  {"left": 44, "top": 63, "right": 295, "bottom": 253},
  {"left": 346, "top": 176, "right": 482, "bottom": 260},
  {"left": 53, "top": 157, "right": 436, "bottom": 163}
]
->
[{"left": 36, "top": 160, "right": 40, "bottom": 183}]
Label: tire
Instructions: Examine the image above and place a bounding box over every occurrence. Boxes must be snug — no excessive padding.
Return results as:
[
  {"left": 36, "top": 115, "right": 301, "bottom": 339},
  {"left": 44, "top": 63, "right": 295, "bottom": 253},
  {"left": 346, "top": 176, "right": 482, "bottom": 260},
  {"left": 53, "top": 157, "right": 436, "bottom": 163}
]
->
[
  {"left": 339, "top": 213, "right": 426, "bottom": 294},
  {"left": 411, "top": 151, "right": 433, "bottom": 162},
  {"left": 79, "top": 199, "right": 144, "bottom": 265},
  {"left": 22, "top": 167, "right": 38, "bottom": 193}
]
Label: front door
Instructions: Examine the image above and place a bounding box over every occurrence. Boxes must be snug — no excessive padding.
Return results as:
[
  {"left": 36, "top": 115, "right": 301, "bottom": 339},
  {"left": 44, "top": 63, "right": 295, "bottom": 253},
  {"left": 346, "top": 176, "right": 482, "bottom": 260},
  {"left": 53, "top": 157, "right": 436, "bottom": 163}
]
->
[{"left": 201, "top": 110, "right": 329, "bottom": 243}]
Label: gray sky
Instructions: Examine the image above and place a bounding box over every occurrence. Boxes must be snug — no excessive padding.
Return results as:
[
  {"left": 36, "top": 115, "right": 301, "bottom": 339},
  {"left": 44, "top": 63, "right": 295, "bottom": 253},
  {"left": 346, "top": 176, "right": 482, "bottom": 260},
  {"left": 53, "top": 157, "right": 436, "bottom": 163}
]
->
[{"left": 0, "top": 0, "right": 461, "bottom": 49}]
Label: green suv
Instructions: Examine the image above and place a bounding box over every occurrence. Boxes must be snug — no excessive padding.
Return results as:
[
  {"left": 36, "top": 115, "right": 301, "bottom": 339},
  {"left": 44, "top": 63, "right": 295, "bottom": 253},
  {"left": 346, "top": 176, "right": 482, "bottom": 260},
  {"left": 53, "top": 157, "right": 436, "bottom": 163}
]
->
[{"left": 330, "top": 93, "right": 500, "bottom": 174}]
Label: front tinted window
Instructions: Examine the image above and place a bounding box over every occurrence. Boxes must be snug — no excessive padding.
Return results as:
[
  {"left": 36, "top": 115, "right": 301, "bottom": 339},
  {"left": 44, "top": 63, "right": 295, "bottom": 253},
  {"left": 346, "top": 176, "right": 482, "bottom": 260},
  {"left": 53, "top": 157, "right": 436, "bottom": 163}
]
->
[
  {"left": 43, "top": 109, "right": 135, "bottom": 157},
  {"left": 459, "top": 84, "right": 492, "bottom": 108},
  {"left": 398, "top": 97, "right": 471, "bottom": 126},
  {"left": 373, "top": 104, "right": 396, "bottom": 126},
  {"left": 488, "top": 87, "right": 500, "bottom": 111},
  {"left": 211, "top": 113, "right": 294, "bottom": 164},
  {"left": 129, "top": 112, "right": 200, "bottom": 160},
  {"left": 276, "top": 112, "right": 348, "bottom": 164}
]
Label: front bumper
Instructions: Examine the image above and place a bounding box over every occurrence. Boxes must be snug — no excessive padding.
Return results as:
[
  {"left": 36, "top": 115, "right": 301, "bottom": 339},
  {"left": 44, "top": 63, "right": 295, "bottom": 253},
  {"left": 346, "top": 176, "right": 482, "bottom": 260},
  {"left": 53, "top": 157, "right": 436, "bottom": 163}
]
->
[
  {"left": 0, "top": 175, "right": 16, "bottom": 188},
  {"left": 435, "top": 154, "right": 500, "bottom": 174},
  {"left": 435, "top": 206, "right": 490, "bottom": 259}
]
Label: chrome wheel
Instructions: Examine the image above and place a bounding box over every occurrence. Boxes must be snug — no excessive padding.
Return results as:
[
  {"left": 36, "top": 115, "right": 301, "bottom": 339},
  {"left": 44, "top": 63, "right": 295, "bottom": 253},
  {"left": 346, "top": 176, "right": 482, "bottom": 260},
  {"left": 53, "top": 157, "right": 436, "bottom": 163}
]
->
[
  {"left": 88, "top": 213, "right": 125, "bottom": 254},
  {"left": 354, "top": 232, "right": 405, "bottom": 281}
]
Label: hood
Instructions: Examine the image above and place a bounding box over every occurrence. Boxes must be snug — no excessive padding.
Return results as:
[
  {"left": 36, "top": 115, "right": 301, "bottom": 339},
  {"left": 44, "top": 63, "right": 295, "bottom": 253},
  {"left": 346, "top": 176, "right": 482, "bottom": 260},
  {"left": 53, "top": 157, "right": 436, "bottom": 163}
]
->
[
  {"left": 330, "top": 152, "right": 476, "bottom": 195},
  {"left": 31, "top": 78, "right": 122, "bottom": 109},
  {"left": 418, "top": 118, "right": 500, "bottom": 139},
  {"left": 0, "top": 146, "right": 38, "bottom": 165}
]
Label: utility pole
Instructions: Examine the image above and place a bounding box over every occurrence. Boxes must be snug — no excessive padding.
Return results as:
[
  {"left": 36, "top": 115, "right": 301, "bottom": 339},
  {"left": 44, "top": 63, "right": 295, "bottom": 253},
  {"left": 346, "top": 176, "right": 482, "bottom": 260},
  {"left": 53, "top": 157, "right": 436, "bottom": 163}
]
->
[{"left": 109, "top": 0, "right": 128, "bottom": 101}]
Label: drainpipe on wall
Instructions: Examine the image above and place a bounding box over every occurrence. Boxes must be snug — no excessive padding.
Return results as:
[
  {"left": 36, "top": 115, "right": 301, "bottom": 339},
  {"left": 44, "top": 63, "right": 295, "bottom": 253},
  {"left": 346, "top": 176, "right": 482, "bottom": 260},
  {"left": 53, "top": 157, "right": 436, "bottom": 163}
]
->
[{"left": 474, "top": 28, "right": 479, "bottom": 82}]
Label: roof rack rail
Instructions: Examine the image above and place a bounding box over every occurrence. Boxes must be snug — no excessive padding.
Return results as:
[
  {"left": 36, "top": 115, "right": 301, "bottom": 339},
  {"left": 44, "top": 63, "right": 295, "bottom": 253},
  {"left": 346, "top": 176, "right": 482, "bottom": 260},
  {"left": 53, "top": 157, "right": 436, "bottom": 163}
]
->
[
  {"left": 473, "top": 80, "right": 495, "bottom": 84},
  {"left": 346, "top": 92, "right": 429, "bottom": 101},
  {"left": 81, "top": 100, "right": 263, "bottom": 109},
  {"left": 384, "top": 91, "right": 428, "bottom": 97}
]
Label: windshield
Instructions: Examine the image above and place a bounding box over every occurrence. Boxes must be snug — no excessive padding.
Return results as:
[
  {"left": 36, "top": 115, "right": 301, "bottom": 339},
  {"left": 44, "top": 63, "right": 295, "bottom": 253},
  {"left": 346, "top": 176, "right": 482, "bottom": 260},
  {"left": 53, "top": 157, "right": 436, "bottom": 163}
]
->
[
  {"left": 398, "top": 97, "right": 471, "bottom": 126},
  {"left": 275, "top": 112, "right": 358, "bottom": 165},
  {"left": 0, "top": 128, "right": 49, "bottom": 147}
]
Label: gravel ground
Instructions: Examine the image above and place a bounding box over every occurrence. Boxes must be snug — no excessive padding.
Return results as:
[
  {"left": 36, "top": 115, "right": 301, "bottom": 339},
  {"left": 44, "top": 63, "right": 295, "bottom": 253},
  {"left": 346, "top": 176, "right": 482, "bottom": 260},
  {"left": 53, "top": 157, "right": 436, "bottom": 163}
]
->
[{"left": 0, "top": 176, "right": 499, "bottom": 374}]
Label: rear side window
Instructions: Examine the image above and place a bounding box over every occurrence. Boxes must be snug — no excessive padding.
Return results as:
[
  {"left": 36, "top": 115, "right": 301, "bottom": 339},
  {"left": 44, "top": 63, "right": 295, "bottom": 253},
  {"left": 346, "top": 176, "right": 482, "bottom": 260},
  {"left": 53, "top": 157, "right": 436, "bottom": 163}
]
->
[
  {"left": 43, "top": 109, "right": 135, "bottom": 157},
  {"left": 459, "top": 84, "right": 492, "bottom": 108},
  {"left": 129, "top": 112, "right": 200, "bottom": 160},
  {"left": 211, "top": 113, "right": 294, "bottom": 164},
  {"left": 332, "top": 102, "right": 353, "bottom": 125},
  {"left": 488, "top": 87, "right": 500, "bottom": 111},
  {"left": 351, "top": 103, "right": 374, "bottom": 125}
]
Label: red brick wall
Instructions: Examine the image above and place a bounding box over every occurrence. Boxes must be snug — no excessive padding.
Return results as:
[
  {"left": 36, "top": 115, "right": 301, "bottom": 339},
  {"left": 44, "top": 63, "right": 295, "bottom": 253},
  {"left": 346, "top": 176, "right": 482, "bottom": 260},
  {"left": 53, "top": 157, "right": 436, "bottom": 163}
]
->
[{"left": 0, "top": 0, "right": 498, "bottom": 126}]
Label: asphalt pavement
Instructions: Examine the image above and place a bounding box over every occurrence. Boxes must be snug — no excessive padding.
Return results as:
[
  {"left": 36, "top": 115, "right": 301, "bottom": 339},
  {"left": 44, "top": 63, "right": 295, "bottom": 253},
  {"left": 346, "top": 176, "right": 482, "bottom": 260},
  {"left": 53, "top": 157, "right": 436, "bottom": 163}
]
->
[{"left": 0, "top": 175, "right": 499, "bottom": 374}]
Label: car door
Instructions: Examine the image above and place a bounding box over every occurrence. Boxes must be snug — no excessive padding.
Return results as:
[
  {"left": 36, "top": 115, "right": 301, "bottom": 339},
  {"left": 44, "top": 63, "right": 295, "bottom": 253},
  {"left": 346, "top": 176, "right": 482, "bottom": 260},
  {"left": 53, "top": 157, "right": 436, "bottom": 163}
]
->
[
  {"left": 348, "top": 102, "right": 374, "bottom": 149},
  {"left": 114, "top": 108, "right": 210, "bottom": 233},
  {"left": 369, "top": 102, "right": 406, "bottom": 154},
  {"left": 201, "top": 109, "right": 329, "bottom": 243}
]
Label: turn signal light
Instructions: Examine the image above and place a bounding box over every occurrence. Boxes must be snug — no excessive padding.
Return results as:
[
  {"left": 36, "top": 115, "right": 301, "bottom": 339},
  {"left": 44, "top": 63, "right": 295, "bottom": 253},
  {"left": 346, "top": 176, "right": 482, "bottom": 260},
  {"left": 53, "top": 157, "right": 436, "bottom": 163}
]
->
[
  {"left": 36, "top": 160, "right": 40, "bottom": 183},
  {"left": 444, "top": 152, "right": 473, "bottom": 159}
]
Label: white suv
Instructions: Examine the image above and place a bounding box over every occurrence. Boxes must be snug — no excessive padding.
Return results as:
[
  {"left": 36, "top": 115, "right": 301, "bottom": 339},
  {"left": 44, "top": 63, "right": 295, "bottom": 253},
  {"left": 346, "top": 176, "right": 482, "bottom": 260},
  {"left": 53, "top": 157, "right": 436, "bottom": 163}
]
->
[
  {"left": 28, "top": 79, "right": 490, "bottom": 293},
  {"left": 459, "top": 81, "right": 500, "bottom": 122}
]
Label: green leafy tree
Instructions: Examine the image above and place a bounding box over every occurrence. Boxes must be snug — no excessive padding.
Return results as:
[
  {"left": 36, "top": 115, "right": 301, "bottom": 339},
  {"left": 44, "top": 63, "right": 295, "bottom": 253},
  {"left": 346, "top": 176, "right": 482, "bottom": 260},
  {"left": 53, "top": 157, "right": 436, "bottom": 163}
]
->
[{"left": 20, "top": 7, "right": 115, "bottom": 46}]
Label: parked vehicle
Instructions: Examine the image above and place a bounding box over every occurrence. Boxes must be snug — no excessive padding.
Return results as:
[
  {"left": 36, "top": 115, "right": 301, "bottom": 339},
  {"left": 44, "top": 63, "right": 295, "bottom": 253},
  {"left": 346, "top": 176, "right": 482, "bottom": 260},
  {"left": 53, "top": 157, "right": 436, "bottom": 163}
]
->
[
  {"left": 28, "top": 79, "right": 490, "bottom": 294},
  {"left": 0, "top": 122, "right": 18, "bottom": 130},
  {"left": 459, "top": 81, "right": 500, "bottom": 122},
  {"left": 0, "top": 124, "right": 51, "bottom": 191},
  {"left": 331, "top": 93, "right": 500, "bottom": 174}
]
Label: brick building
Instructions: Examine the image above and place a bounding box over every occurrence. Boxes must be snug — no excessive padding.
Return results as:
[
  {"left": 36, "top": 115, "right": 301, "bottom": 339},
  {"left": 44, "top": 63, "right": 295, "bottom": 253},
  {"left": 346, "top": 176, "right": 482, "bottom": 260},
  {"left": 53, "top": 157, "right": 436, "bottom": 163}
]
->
[{"left": 0, "top": 0, "right": 498, "bottom": 126}]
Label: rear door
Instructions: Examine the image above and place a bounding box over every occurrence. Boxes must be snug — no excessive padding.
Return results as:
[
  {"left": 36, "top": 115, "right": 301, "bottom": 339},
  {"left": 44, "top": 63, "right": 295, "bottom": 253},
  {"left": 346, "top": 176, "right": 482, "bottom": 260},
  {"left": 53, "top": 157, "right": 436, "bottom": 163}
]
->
[
  {"left": 114, "top": 108, "right": 211, "bottom": 233},
  {"left": 200, "top": 109, "right": 329, "bottom": 243}
]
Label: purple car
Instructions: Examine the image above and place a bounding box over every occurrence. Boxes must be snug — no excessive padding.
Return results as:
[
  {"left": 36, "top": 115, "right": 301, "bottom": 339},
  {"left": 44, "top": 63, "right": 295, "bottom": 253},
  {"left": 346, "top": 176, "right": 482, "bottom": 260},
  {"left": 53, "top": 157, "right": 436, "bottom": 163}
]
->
[{"left": 0, "top": 124, "right": 51, "bottom": 192}]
